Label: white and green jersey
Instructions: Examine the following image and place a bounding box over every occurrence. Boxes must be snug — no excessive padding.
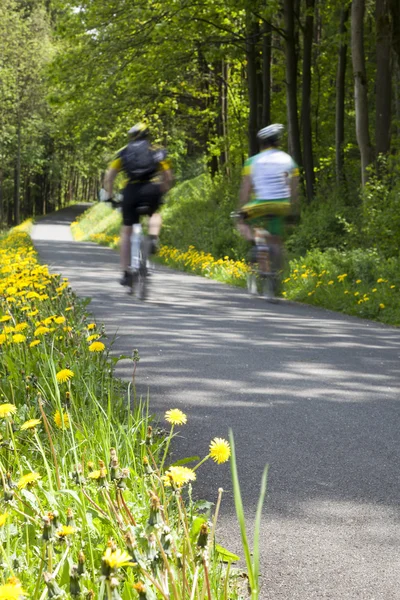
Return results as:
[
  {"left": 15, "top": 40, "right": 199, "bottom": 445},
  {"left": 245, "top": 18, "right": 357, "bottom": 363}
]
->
[{"left": 242, "top": 148, "right": 298, "bottom": 201}]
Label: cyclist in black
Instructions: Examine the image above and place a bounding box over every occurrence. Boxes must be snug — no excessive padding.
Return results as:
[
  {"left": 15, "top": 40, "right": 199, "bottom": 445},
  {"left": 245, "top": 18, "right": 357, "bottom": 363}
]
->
[{"left": 102, "top": 123, "right": 172, "bottom": 286}]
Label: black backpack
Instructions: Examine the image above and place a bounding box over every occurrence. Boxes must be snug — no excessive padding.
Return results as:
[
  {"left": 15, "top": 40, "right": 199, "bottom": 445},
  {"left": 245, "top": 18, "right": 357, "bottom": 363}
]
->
[{"left": 122, "top": 140, "right": 159, "bottom": 181}]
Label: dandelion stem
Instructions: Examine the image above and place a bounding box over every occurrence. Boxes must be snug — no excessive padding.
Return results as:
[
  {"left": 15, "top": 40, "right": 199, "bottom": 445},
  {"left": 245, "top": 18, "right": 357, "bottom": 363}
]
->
[
  {"left": 202, "top": 557, "right": 212, "bottom": 600},
  {"left": 33, "top": 545, "right": 46, "bottom": 600},
  {"left": 159, "top": 425, "right": 174, "bottom": 473},
  {"left": 38, "top": 396, "right": 61, "bottom": 490},
  {"left": 189, "top": 566, "right": 200, "bottom": 600},
  {"left": 210, "top": 488, "right": 224, "bottom": 549},
  {"left": 155, "top": 532, "right": 181, "bottom": 600},
  {"left": 80, "top": 488, "right": 112, "bottom": 522},
  {"left": 192, "top": 455, "right": 210, "bottom": 472},
  {"left": 118, "top": 489, "right": 136, "bottom": 526},
  {"left": 139, "top": 566, "right": 170, "bottom": 600}
]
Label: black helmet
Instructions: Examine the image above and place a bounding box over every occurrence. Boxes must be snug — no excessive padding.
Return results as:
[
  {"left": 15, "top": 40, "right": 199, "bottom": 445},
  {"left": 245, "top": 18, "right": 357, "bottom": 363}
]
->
[
  {"left": 257, "top": 123, "right": 284, "bottom": 144},
  {"left": 128, "top": 122, "right": 149, "bottom": 141}
]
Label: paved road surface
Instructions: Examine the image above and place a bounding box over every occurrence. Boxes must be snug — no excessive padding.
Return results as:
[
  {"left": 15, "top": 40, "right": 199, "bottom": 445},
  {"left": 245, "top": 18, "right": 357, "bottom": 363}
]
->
[{"left": 32, "top": 205, "right": 400, "bottom": 599}]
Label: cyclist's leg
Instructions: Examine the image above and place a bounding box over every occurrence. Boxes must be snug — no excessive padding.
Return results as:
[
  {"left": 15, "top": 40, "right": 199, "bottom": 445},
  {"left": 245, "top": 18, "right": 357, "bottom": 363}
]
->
[{"left": 120, "top": 183, "right": 140, "bottom": 285}]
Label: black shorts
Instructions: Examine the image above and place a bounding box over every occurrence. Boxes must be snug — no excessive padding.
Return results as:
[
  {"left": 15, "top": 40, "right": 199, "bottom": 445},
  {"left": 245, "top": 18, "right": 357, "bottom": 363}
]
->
[{"left": 122, "top": 181, "right": 163, "bottom": 226}]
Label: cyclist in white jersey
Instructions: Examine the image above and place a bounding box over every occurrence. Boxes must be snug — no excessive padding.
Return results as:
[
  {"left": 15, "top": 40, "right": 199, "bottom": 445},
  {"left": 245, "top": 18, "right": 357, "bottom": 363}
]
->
[{"left": 237, "top": 123, "right": 299, "bottom": 256}]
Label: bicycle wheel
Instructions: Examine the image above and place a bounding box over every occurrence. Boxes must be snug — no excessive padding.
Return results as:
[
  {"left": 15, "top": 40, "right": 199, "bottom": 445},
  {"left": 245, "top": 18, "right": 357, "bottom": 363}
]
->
[{"left": 137, "top": 238, "right": 150, "bottom": 301}]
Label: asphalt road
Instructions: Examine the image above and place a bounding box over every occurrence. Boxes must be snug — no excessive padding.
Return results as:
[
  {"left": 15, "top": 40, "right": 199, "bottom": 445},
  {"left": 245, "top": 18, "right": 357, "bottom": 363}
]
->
[{"left": 32, "top": 205, "right": 400, "bottom": 599}]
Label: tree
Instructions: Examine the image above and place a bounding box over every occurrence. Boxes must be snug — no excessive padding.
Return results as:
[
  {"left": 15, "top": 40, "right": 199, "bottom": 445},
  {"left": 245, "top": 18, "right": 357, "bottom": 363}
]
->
[{"left": 351, "top": 0, "right": 374, "bottom": 186}]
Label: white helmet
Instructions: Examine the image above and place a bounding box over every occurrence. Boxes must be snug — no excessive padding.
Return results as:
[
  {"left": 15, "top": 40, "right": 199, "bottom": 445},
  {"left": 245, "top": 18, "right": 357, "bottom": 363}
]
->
[{"left": 257, "top": 123, "right": 284, "bottom": 144}]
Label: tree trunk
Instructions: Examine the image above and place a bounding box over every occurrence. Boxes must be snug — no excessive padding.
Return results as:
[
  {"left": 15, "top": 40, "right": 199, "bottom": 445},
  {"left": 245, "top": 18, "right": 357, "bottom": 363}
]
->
[
  {"left": 336, "top": 7, "right": 349, "bottom": 183},
  {"left": 14, "top": 120, "right": 21, "bottom": 225},
  {"left": 391, "top": 0, "right": 400, "bottom": 67},
  {"left": 351, "top": 0, "right": 374, "bottom": 186},
  {"left": 262, "top": 21, "right": 272, "bottom": 127},
  {"left": 284, "top": 0, "right": 303, "bottom": 166},
  {"left": 302, "top": 0, "right": 315, "bottom": 202},
  {"left": 246, "top": 10, "right": 259, "bottom": 156},
  {"left": 376, "top": 0, "right": 392, "bottom": 157}
]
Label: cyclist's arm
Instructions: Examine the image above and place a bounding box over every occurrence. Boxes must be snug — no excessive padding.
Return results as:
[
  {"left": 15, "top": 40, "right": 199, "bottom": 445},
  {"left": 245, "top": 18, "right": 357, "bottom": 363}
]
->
[
  {"left": 103, "top": 155, "right": 123, "bottom": 197},
  {"left": 158, "top": 159, "right": 173, "bottom": 194},
  {"left": 239, "top": 174, "right": 252, "bottom": 208}
]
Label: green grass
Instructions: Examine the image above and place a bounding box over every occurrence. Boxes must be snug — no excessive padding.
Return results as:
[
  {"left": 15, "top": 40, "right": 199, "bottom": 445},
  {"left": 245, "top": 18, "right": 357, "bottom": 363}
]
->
[{"left": 0, "top": 227, "right": 246, "bottom": 599}]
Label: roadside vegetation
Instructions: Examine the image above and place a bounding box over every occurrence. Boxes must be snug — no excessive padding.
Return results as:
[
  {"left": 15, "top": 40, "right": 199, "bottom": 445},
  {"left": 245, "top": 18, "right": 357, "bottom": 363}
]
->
[{"left": 0, "top": 227, "right": 257, "bottom": 599}]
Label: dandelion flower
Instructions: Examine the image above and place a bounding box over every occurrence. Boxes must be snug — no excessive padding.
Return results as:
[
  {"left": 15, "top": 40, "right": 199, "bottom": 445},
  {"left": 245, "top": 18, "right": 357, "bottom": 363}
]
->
[
  {"left": 34, "top": 326, "right": 49, "bottom": 336},
  {"left": 209, "top": 438, "right": 231, "bottom": 464},
  {"left": 54, "top": 316, "right": 65, "bottom": 325},
  {"left": 0, "top": 404, "right": 17, "bottom": 419},
  {"left": 328, "top": 280, "right": 334, "bottom": 285},
  {"left": 30, "top": 340, "right": 40, "bottom": 348},
  {"left": 57, "top": 525, "right": 76, "bottom": 538},
  {"left": 163, "top": 466, "right": 196, "bottom": 487},
  {"left": 86, "top": 334, "right": 100, "bottom": 342},
  {"left": 56, "top": 369, "right": 74, "bottom": 383},
  {"left": 377, "top": 278, "right": 384, "bottom": 283},
  {"left": 87, "top": 323, "right": 96, "bottom": 330},
  {"left": 12, "top": 334, "right": 26, "bottom": 344},
  {"left": 380, "top": 303, "right": 385, "bottom": 309},
  {"left": 165, "top": 408, "right": 187, "bottom": 425},
  {"left": 17, "top": 472, "right": 41, "bottom": 490},
  {"left": 0, "top": 334, "right": 6, "bottom": 345},
  {"left": 88, "top": 341, "right": 105, "bottom": 352},
  {"left": 103, "top": 547, "right": 135, "bottom": 569},
  {"left": 0, "top": 513, "right": 8, "bottom": 527},
  {"left": 21, "top": 419, "right": 41, "bottom": 431},
  {"left": 356, "top": 279, "right": 361, "bottom": 284},
  {"left": 54, "top": 410, "right": 70, "bottom": 429},
  {"left": 14, "top": 323, "right": 28, "bottom": 332},
  {"left": 0, "top": 578, "right": 26, "bottom": 599},
  {"left": 88, "top": 468, "right": 107, "bottom": 480},
  {"left": 0, "top": 316, "right": 11, "bottom": 323}
]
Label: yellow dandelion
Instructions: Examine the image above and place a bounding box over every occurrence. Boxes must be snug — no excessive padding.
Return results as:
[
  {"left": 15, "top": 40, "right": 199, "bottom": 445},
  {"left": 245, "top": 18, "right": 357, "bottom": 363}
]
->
[
  {"left": 103, "top": 547, "right": 135, "bottom": 569},
  {"left": 165, "top": 409, "right": 187, "bottom": 425},
  {"left": 0, "top": 334, "right": 6, "bottom": 345},
  {"left": 0, "top": 513, "right": 8, "bottom": 527},
  {"left": 377, "top": 278, "right": 384, "bottom": 283},
  {"left": 88, "top": 468, "right": 107, "bottom": 480},
  {"left": 337, "top": 274, "right": 348, "bottom": 282},
  {"left": 54, "top": 316, "right": 65, "bottom": 325},
  {"left": 56, "top": 369, "right": 74, "bottom": 383},
  {"left": 372, "top": 288, "right": 377, "bottom": 293},
  {"left": 88, "top": 341, "right": 105, "bottom": 352},
  {"left": 0, "top": 316, "right": 11, "bottom": 323},
  {"left": 0, "top": 578, "right": 26, "bottom": 600},
  {"left": 209, "top": 438, "right": 231, "bottom": 464},
  {"left": 57, "top": 525, "right": 76, "bottom": 538},
  {"left": 163, "top": 466, "right": 196, "bottom": 487},
  {"left": 29, "top": 340, "right": 40, "bottom": 348},
  {"left": 21, "top": 419, "right": 41, "bottom": 431},
  {"left": 354, "top": 292, "right": 359, "bottom": 296},
  {"left": 34, "top": 326, "right": 50, "bottom": 336},
  {"left": 17, "top": 472, "right": 41, "bottom": 490},
  {"left": 54, "top": 410, "right": 70, "bottom": 429},
  {"left": 328, "top": 280, "right": 334, "bottom": 285},
  {"left": 66, "top": 307, "right": 73, "bottom": 312},
  {"left": 380, "top": 303, "right": 385, "bottom": 309},
  {"left": 14, "top": 323, "right": 28, "bottom": 332},
  {"left": 12, "top": 334, "right": 26, "bottom": 344},
  {"left": 86, "top": 334, "right": 100, "bottom": 342},
  {"left": 390, "top": 285, "right": 395, "bottom": 289},
  {"left": 87, "top": 323, "right": 96, "bottom": 330},
  {"left": 0, "top": 404, "right": 17, "bottom": 419},
  {"left": 356, "top": 279, "right": 361, "bottom": 284}
]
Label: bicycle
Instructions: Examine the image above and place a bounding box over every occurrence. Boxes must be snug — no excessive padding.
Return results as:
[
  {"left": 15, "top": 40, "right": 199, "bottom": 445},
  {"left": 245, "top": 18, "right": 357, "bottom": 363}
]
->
[
  {"left": 105, "top": 197, "right": 152, "bottom": 301},
  {"left": 231, "top": 211, "right": 282, "bottom": 302}
]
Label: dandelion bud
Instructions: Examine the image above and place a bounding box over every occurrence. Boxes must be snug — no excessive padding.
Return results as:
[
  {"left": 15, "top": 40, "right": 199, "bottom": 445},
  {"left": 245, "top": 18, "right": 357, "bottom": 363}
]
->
[
  {"left": 132, "top": 582, "right": 148, "bottom": 600},
  {"left": 197, "top": 523, "right": 209, "bottom": 549},
  {"left": 3, "top": 486, "right": 14, "bottom": 502},
  {"left": 77, "top": 551, "right": 86, "bottom": 575},
  {"left": 69, "top": 565, "right": 80, "bottom": 597},
  {"left": 6, "top": 472, "right": 15, "bottom": 489},
  {"left": 44, "top": 572, "right": 64, "bottom": 598},
  {"left": 116, "top": 468, "right": 129, "bottom": 490},
  {"left": 66, "top": 508, "right": 76, "bottom": 528},
  {"left": 145, "top": 426, "right": 153, "bottom": 446},
  {"left": 148, "top": 493, "right": 163, "bottom": 527},
  {"left": 87, "top": 461, "right": 95, "bottom": 472},
  {"left": 42, "top": 515, "right": 53, "bottom": 541},
  {"left": 86, "top": 590, "right": 95, "bottom": 600},
  {"left": 143, "top": 457, "right": 153, "bottom": 475},
  {"left": 98, "top": 460, "right": 106, "bottom": 469},
  {"left": 110, "top": 458, "right": 120, "bottom": 482},
  {"left": 146, "top": 533, "right": 158, "bottom": 562},
  {"left": 50, "top": 510, "right": 60, "bottom": 530},
  {"left": 132, "top": 349, "right": 140, "bottom": 362}
]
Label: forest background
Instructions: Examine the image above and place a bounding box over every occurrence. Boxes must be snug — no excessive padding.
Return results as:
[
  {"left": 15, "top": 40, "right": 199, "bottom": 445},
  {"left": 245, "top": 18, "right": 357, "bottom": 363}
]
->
[{"left": 1, "top": 0, "right": 400, "bottom": 265}]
